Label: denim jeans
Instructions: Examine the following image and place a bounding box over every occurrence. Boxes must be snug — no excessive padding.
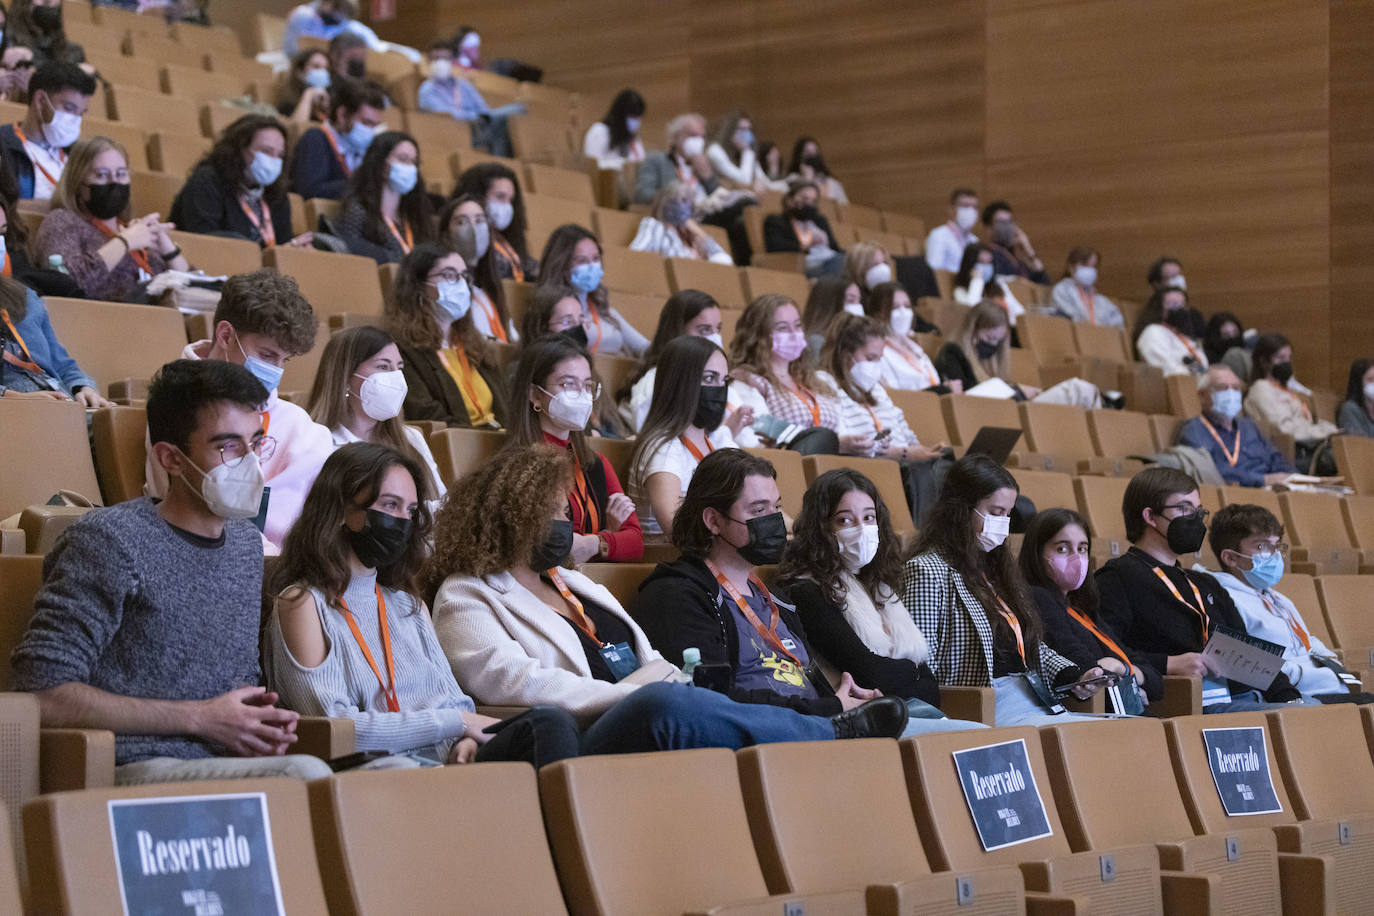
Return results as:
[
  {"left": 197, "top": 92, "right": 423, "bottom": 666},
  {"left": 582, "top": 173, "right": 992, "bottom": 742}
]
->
[
  {"left": 1204, "top": 690, "right": 1323, "bottom": 714},
  {"left": 900, "top": 698, "right": 990, "bottom": 737},
  {"left": 991, "top": 675, "right": 1108, "bottom": 726}
]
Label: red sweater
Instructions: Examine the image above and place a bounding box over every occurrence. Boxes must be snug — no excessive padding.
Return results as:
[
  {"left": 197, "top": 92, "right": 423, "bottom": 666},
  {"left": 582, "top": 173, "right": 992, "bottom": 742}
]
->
[{"left": 542, "top": 432, "right": 644, "bottom": 561}]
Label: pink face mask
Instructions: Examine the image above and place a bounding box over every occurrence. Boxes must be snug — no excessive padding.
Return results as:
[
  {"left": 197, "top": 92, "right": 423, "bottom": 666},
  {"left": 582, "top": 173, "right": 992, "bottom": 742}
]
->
[
  {"left": 772, "top": 330, "right": 807, "bottom": 363},
  {"left": 1047, "top": 552, "right": 1088, "bottom": 593}
]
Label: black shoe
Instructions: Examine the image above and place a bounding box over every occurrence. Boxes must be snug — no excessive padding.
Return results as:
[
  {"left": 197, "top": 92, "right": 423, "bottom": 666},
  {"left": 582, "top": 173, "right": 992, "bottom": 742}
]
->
[
  {"left": 830, "top": 696, "right": 909, "bottom": 740},
  {"left": 1103, "top": 390, "right": 1127, "bottom": 410}
]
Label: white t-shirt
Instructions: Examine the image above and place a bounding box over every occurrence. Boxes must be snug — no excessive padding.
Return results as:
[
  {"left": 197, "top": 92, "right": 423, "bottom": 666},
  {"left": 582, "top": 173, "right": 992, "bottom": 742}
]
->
[
  {"left": 624, "top": 367, "right": 764, "bottom": 447},
  {"left": 631, "top": 426, "right": 737, "bottom": 535},
  {"left": 880, "top": 338, "right": 942, "bottom": 391}
]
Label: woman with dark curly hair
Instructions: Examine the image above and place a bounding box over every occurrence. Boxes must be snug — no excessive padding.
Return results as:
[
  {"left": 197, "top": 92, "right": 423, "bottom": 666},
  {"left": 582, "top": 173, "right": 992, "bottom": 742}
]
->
[
  {"left": 337, "top": 129, "right": 435, "bottom": 264},
  {"left": 170, "top": 114, "right": 314, "bottom": 249},
  {"left": 427, "top": 443, "right": 904, "bottom": 748}
]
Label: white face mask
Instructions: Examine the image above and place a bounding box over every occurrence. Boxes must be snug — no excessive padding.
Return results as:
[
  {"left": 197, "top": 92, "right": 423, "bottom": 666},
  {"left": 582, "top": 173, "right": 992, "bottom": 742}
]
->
[
  {"left": 486, "top": 199, "right": 514, "bottom": 231},
  {"left": 1168, "top": 274, "right": 1187, "bottom": 291},
  {"left": 680, "top": 135, "right": 705, "bottom": 158},
  {"left": 955, "top": 205, "right": 978, "bottom": 231},
  {"left": 890, "top": 306, "right": 914, "bottom": 336},
  {"left": 704, "top": 331, "right": 724, "bottom": 348},
  {"left": 842, "top": 302, "right": 865, "bottom": 317},
  {"left": 864, "top": 262, "right": 892, "bottom": 289},
  {"left": 1364, "top": 381, "right": 1374, "bottom": 402},
  {"left": 182, "top": 451, "right": 265, "bottom": 520},
  {"left": 835, "top": 523, "right": 880, "bottom": 573},
  {"left": 429, "top": 58, "right": 453, "bottom": 80},
  {"left": 44, "top": 109, "right": 82, "bottom": 149},
  {"left": 355, "top": 369, "right": 407, "bottom": 421},
  {"left": 1073, "top": 265, "right": 1097, "bottom": 288},
  {"left": 975, "top": 509, "right": 1010, "bottom": 552},
  {"left": 541, "top": 387, "right": 594, "bottom": 431},
  {"left": 849, "top": 358, "right": 883, "bottom": 392}
]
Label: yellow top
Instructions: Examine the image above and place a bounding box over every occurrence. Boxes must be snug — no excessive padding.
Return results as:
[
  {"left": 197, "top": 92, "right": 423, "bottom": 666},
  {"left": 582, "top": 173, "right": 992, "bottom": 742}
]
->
[{"left": 436, "top": 346, "right": 495, "bottom": 427}]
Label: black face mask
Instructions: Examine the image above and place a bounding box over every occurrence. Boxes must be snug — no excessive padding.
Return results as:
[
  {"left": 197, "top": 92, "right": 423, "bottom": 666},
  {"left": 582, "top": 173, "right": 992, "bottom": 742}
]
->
[
  {"left": 531, "top": 518, "right": 574, "bottom": 571},
  {"left": 802, "top": 155, "right": 825, "bottom": 173},
  {"left": 319, "top": 10, "right": 343, "bottom": 25},
  {"left": 86, "top": 182, "right": 131, "bottom": 220},
  {"left": 1271, "top": 362, "right": 1293, "bottom": 385},
  {"left": 1164, "top": 308, "right": 1192, "bottom": 332},
  {"left": 1217, "top": 336, "right": 1242, "bottom": 354},
  {"left": 347, "top": 509, "right": 412, "bottom": 570},
  {"left": 1163, "top": 512, "right": 1207, "bottom": 555},
  {"left": 346, "top": 59, "right": 366, "bottom": 78},
  {"left": 727, "top": 511, "right": 787, "bottom": 566},
  {"left": 789, "top": 204, "right": 818, "bottom": 222},
  {"left": 560, "top": 325, "right": 589, "bottom": 349},
  {"left": 974, "top": 339, "right": 1000, "bottom": 361},
  {"left": 32, "top": 5, "right": 61, "bottom": 33},
  {"left": 694, "top": 384, "right": 728, "bottom": 432}
]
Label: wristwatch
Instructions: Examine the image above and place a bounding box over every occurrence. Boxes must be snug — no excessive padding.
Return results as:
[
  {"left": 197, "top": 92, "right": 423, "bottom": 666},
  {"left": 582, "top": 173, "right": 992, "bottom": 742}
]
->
[{"left": 596, "top": 533, "right": 610, "bottom": 559}]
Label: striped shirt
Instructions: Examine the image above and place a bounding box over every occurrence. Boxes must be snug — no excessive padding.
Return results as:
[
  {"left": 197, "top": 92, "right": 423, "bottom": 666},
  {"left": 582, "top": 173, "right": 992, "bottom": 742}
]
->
[
  {"left": 817, "top": 371, "right": 920, "bottom": 450},
  {"left": 738, "top": 369, "right": 842, "bottom": 432}
]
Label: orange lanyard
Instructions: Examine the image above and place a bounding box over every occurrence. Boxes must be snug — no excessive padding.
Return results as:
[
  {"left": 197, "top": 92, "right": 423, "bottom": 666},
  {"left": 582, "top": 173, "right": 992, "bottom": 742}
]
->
[
  {"left": 787, "top": 382, "right": 821, "bottom": 426},
  {"left": 1077, "top": 285, "right": 1096, "bottom": 324},
  {"left": 1166, "top": 326, "right": 1205, "bottom": 366},
  {"left": 1197, "top": 416, "right": 1241, "bottom": 467},
  {"left": 1, "top": 307, "right": 43, "bottom": 374},
  {"left": 492, "top": 234, "right": 523, "bottom": 281},
  {"left": 585, "top": 305, "right": 604, "bottom": 353},
  {"left": 571, "top": 455, "right": 601, "bottom": 533},
  {"left": 338, "top": 585, "right": 399, "bottom": 713},
  {"left": 1151, "top": 566, "right": 1210, "bottom": 639},
  {"left": 260, "top": 411, "right": 271, "bottom": 435},
  {"left": 706, "top": 558, "right": 801, "bottom": 667},
  {"left": 384, "top": 216, "right": 414, "bottom": 254},
  {"left": 238, "top": 194, "right": 275, "bottom": 248},
  {"left": 1, "top": 251, "right": 10, "bottom": 278},
  {"left": 792, "top": 219, "right": 816, "bottom": 249},
  {"left": 990, "top": 591, "right": 1027, "bottom": 665},
  {"left": 1269, "top": 379, "right": 1310, "bottom": 421},
  {"left": 12, "top": 123, "right": 63, "bottom": 188},
  {"left": 1260, "top": 594, "right": 1310, "bottom": 650},
  {"left": 438, "top": 345, "right": 487, "bottom": 420},
  {"left": 892, "top": 339, "right": 940, "bottom": 387},
  {"left": 860, "top": 401, "right": 884, "bottom": 433},
  {"left": 679, "top": 433, "right": 715, "bottom": 463},
  {"left": 1065, "top": 605, "right": 1130, "bottom": 666},
  {"left": 322, "top": 123, "right": 352, "bottom": 176},
  {"left": 89, "top": 217, "right": 152, "bottom": 275},
  {"left": 473, "top": 288, "right": 507, "bottom": 342},
  {"left": 547, "top": 568, "right": 604, "bottom": 646}
]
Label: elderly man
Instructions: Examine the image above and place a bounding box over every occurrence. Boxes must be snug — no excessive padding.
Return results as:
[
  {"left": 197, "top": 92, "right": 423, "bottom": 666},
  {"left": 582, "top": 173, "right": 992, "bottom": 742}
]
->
[{"left": 1178, "top": 365, "right": 1294, "bottom": 487}]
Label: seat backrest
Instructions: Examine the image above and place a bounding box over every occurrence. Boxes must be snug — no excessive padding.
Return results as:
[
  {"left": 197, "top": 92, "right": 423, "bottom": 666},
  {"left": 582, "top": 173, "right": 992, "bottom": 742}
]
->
[
  {"left": 882, "top": 210, "right": 926, "bottom": 239},
  {"left": 0, "top": 400, "right": 102, "bottom": 517},
  {"left": 524, "top": 162, "right": 594, "bottom": 202},
  {"left": 940, "top": 393, "right": 1025, "bottom": 450},
  {"left": 1165, "top": 373, "right": 1202, "bottom": 418},
  {"left": 738, "top": 266, "right": 811, "bottom": 307},
  {"left": 106, "top": 83, "right": 201, "bottom": 133},
  {"left": 310, "top": 764, "right": 567, "bottom": 916},
  {"left": 1073, "top": 475, "right": 1131, "bottom": 556},
  {"left": 146, "top": 130, "right": 210, "bottom": 177},
  {"left": 901, "top": 726, "right": 1073, "bottom": 868},
  {"left": 1018, "top": 313, "right": 1077, "bottom": 366},
  {"left": 428, "top": 428, "right": 509, "bottom": 487},
  {"left": 128, "top": 169, "right": 183, "bottom": 220},
  {"left": 1266, "top": 704, "right": 1374, "bottom": 819},
  {"left": 43, "top": 298, "right": 186, "bottom": 392},
  {"left": 590, "top": 353, "right": 637, "bottom": 410},
  {"left": 1163, "top": 712, "right": 1297, "bottom": 833},
  {"left": 0, "top": 694, "right": 39, "bottom": 888},
  {"left": 0, "top": 555, "right": 44, "bottom": 688},
  {"left": 802, "top": 455, "right": 916, "bottom": 541},
  {"left": 161, "top": 63, "right": 251, "bottom": 106},
  {"left": 837, "top": 202, "right": 884, "bottom": 230},
  {"left": 1072, "top": 323, "right": 1131, "bottom": 364},
  {"left": 1315, "top": 575, "right": 1374, "bottom": 658},
  {"left": 1333, "top": 435, "right": 1374, "bottom": 495},
  {"left": 277, "top": 319, "right": 329, "bottom": 400},
  {"left": 512, "top": 121, "right": 578, "bottom": 169},
  {"left": 91, "top": 406, "right": 148, "bottom": 505},
  {"left": 1276, "top": 573, "right": 1334, "bottom": 645},
  {"left": 82, "top": 117, "right": 151, "bottom": 171},
  {"left": 1014, "top": 468, "right": 1077, "bottom": 514},
  {"left": 172, "top": 21, "right": 244, "bottom": 57},
  {"left": 580, "top": 562, "right": 655, "bottom": 609},
  {"left": 601, "top": 245, "right": 670, "bottom": 298},
  {"left": 24, "top": 777, "right": 330, "bottom": 915},
  {"left": 1342, "top": 495, "right": 1374, "bottom": 550},
  {"left": 1280, "top": 492, "right": 1356, "bottom": 550},
  {"left": 1019, "top": 401, "right": 1095, "bottom": 458},
  {"left": 1086, "top": 409, "right": 1157, "bottom": 459},
  {"left": 522, "top": 193, "right": 593, "bottom": 256},
  {"left": 1147, "top": 413, "right": 1182, "bottom": 452},
  {"left": 605, "top": 291, "right": 664, "bottom": 341},
  {"left": 737, "top": 739, "right": 930, "bottom": 894},
  {"left": 125, "top": 31, "right": 209, "bottom": 70},
  {"left": 65, "top": 20, "right": 128, "bottom": 57},
  {"left": 167, "top": 230, "right": 262, "bottom": 278},
  {"left": 541, "top": 748, "right": 770, "bottom": 916},
  {"left": 1220, "top": 485, "right": 1280, "bottom": 515},
  {"left": 742, "top": 447, "right": 806, "bottom": 520},
  {"left": 590, "top": 207, "right": 643, "bottom": 248},
  {"left": 664, "top": 258, "right": 746, "bottom": 309},
  {"left": 852, "top": 225, "right": 909, "bottom": 256},
  {"left": 94, "top": 3, "right": 170, "bottom": 37},
  {"left": 0, "top": 799, "right": 22, "bottom": 916},
  {"left": 887, "top": 388, "right": 949, "bottom": 445},
  {"left": 262, "top": 247, "right": 384, "bottom": 318},
  {"left": 86, "top": 52, "right": 163, "bottom": 93},
  {"left": 1040, "top": 717, "right": 1196, "bottom": 849}
]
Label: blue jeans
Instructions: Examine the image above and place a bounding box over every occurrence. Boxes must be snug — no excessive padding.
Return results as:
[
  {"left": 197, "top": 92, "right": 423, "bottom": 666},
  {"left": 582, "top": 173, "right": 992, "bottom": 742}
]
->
[
  {"left": 900, "top": 698, "right": 990, "bottom": 736},
  {"left": 1204, "top": 690, "right": 1323, "bottom": 713},
  {"left": 992, "top": 675, "right": 1108, "bottom": 726}
]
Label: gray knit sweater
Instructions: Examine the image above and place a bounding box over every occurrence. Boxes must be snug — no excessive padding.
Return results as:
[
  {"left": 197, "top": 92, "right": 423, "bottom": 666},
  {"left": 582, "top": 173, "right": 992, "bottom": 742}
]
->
[{"left": 10, "top": 498, "right": 264, "bottom": 764}]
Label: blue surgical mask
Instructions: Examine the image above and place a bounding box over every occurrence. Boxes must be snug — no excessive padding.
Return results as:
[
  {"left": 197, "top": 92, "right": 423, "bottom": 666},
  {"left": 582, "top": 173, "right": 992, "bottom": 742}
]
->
[
  {"left": 976, "top": 263, "right": 994, "bottom": 283},
  {"left": 735, "top": 128, "right": 755, "bottom": 148},
  {"left": 247, "top": 151, "right": 282, "bottom": 188},
  {"left": 569, "top": 261, "right": 603, "bottom": 294},
  {"left": 435, "top": 279, "right": 471, "bottom": 323},
  {"left": 304, "top": 68, "right": 331, "bottom": 90},
  {"left": 1241, "top": 551, "right": 1284, "bottom": 591},
  {"left": 388, "top": 161, "right": 418, "bottom": 195},
  {"left": 343, "top": 120, "right": 375, "bottom": 153},
  {"left": 625, "top": 116, "right": 641, "bottom": 134},
  {"left": 662, "top": 199, "right": 692, "bottom": 227},
  {"left": 235, "top": 334, "right": 283, "bottom": 395},
  {"left": 1210, "top": 388, "right": 1242, "bottom": 420}
]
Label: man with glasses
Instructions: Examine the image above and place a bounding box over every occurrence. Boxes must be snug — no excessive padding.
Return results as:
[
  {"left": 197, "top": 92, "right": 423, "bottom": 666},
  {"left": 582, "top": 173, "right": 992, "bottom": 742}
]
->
[
  {"left": 1094, "top": 467, "right": 1307, "bottom": 712},
  {"left": 143, "top": 269, "right": 334, "bottom": 552},
  {"left": 1179, "top": 365, "right": 1294, "bottom": 488},
  {"left": 1209, "top": 504, "right": 1373, "bottom": 704},
  {"left": 11, "top": 359, "right": 333, "bottom": 784}
]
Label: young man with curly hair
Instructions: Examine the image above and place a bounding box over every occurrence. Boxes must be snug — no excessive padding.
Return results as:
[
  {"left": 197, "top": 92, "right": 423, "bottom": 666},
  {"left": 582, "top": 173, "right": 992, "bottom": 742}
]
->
[{"left": 143, "top": 269, "right": 335, "bottom": 551}]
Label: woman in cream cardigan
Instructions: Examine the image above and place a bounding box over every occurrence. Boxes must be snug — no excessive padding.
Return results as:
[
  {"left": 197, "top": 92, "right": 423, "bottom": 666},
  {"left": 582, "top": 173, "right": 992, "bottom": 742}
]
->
[{"left": 426, "top": 443, "right": 896, "bottom": 752}]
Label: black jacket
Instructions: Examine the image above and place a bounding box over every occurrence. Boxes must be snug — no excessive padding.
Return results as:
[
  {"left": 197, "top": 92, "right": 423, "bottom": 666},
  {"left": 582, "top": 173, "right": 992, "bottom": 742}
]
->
[
  {"left": 169, "top": 164, "right": 293, "bottom": 248},
  {"left": 1095, "top": 547, "right": 1300, "bottom": 703},
  {"left": 633, "top": 556, "right": 842, "bottom": 717},
  {"left": 396, "top": 341, "right": 508, "bottom": 429},
  {"left": 1028, "top": 585, "right": 1162, "bottom": 700},
  {"left": 763, "top": 212, "right": 842, "bottom": 254},
  {"left": 288, "top": 127, "right": 349, "bottom": 201},
  {"left": 786, "top": 578, "right": 940, "bottom": 705},
  {"left": 0, "top": 124, "right": 37, "bottom": 200}
]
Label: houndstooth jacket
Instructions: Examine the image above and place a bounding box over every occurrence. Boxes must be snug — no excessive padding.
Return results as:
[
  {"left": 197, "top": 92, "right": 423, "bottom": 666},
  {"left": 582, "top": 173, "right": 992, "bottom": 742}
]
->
[{"left": 901, "top": 551, "right": 1078, "bottom": 687}]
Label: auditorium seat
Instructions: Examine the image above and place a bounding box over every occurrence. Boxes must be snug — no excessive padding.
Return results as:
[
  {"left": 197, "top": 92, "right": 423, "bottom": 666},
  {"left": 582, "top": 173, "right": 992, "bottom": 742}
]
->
[
  {"left": 24, "top": 778, "right": 331, "bottom": 916},
  {"left": 0, "top": 800, "right": 20, "bottom": 916},
  {"left": 1086, "top": 409, "right": 1159, "bottom": 462},
  {"left": 309, "top": 764, "right": 568, "bottom": 916},
  {"left": 539, "top": 748, "right": 864, "bottom": 916},
  {"left": 1220, "top": 486, "right": 1281, "bottom": 516},
  {"left": 86, "top": 53, "right": 163, "bottom": 93},
  {"left": 587, "top": 436, "right": 633, "bottom": 486},
  {"left": 741, "top": 206, "right": 767, "bottom": 263},
  {"left": 262, "top": 247, "right": 384, "bottom": 319},
  {"left": 276, "top": 319, "right": 328, "bottom": 402},
  {"left": 1072, "top": 474, "right": 1131, "bottom": 558},
  {"left": 837, "top": 202, "right": 884, "bottom": 231},
  {"left": 1042, "top": 717, "right": 1283, "bottom": 916},
  {"left": 522, "top": 193, "right": 593, "bottom": 256},
  {"left": 124, "top": 31, "right": 210, "bottom": 71},
  {"left": 403, "top": 109, "right": 472, "bottom": 167},
  {"left": 128, "top": 169, "right": 182, "bottom": 218},
  {"left": 1119, "top": 363, "right": 1170, "bottom": 416},
  {"left": 1164, "top": 374, "right": 1202, "bottom": 419},
  {"left": 1148, "top": 413, "right": 1183, "bottom": 452},
  {"left": 1339, "top": 495, "right": 1374, "bottom": 569},
  {"left": 941, "top": 394, "right": 1038, "bottom": 465},
  {"left": 0, "top": 694, "right": 38, "bottom": 886},
  {"left": 95, "top": 3, "right": 172, "bottom": 37},
  {"left": 1332, "top": 435, "right": 1374, "bottom": 496},
  {"left": 605, "top": 291, "right": 663, "bottom": 340},
  {"left": 524, "top": 163, "right": 595, "bottom": 204},
  {"left": 901, "top": 726, "right": 1165, "bottom": 913},
  {"left": 512, "top": 120, "right": 578, "bottom": 171},
  {"left": 172, "top": 22, "right": 245, "bottom": 59},
  {"left": 1165, "top": 712, "right": 1359, "bottom": 911},
  {"left": 1018, "top": 313, "right": 1078, "bottom": 368},
  {"left": 166, "top": 230, "right": 261, "bottom": 277},
  {"left": 1073, "top": 323, "right": 1132, "bottom": 364},
  {"left": 304, "top": 197, "right": 340, "bottom": 234},
  {"left": 743, "top": 447, "right": 806, "bottom": 520},
  {"left": 1277, "top": 573, "right": 1336, "bottom": 647},
  {"left": 881, "top": 210, "right": 926, "bottom": 240},
  {"left": 450, "top": 148, "right": 521, "bottom": 184},
  {"left": 1020, "top": 401, "right": 1143, "bottom": 477},
  {"left": 1314, "top": 576, "right": 1374, "bottom": 673},
  {"left": 851, "top": 225, "right": 909, "bottom": 256},
  {"left": 91, "top": 406, "right": 148, "bottom": 505},
  {"left": 200, "top": 101, "right": 254, "bottom": 141},
  {"left": 590, "top": 353, "right": 636, "bottom": 411},
  {"left": 0, "top": 400, "right": 97, "bottom": 518},
  {"left": 161, "top": 63, "right": 252, "bottom": 108},
  {"left": 1280, "top": 492, "right": 1361, "bottom": 575},
  {"left": 429, "top": 428, "right": 509, "bottom": 487},
  {"left": 1013, "top": 468, "right": 1077, "bottom": 514},
  {"left": 737, "top": 739, "right": 1027, "bottom": 914},
  {"left": 801, "top": 455, "right": 915, "bottom": 541},
  {"left": 43, "top": 298, "right": 186, "bottom": 394},
  {"left": 145, "top": 130, "right": 209, "bottom": 176},
  {"left": 738, "top": 266, "right": 810, "bottom": 307},
  {"left": 664, "top": 257, "right": 746, "bottom": 309},
  {"left": 502, "top": 279, "right": 535, "bottom": 325},
  {"left": 590, "top": 206, "right": 643, "bottom": 248},
  {"left": 64, "top": 21, "right": 128, "bottom": 58},
  {"left": 601, "top": 246, "right": 670, "bottom": 298},
  {"left": 580, "top": 563, "right": 655, "bottom": 608},
  {"left": 887, "top": 388, "right": 950, "bottom": 446},
  {"left": 211, "top": 53, "right": 277, "bottom": 88},
  {"left": 105, "top": 84, "right": 200, "bottom": 135}
]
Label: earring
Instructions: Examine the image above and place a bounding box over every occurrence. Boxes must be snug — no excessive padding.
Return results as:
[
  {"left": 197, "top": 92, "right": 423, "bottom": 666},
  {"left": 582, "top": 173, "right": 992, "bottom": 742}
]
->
[{"left": 532, "top": 403, "right": 542, "bottom": 412}]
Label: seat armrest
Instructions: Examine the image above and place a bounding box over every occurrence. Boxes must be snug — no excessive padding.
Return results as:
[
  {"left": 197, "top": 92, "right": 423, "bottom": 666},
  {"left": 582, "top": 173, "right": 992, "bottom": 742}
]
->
[
  {"left": 939, "top": 685, "right": 995, "bottom": 723},
  {"left": 1147, "top": 676, "right": 1201, "bottom": 717},
  {"left": 475, "top": 705, "right": 530, "bottom": 720},
  {"left": 1064, "top": 690, "right": 1105, "bottom": 714},
  {"left": 1024, "top": 891, "right": 1091, "bottom": 916},
  {"left": 1276, "top": 851, "right": 1333, "bottom": 915},
  {"left": 1158, "top": 869, "right": 1219, "bottom": 916},
  {"left": 295, "top": 716, "right": 354, "bottom": 760},
  {"left": 39, "top": 728, "right": 115, "bottom": 793}
]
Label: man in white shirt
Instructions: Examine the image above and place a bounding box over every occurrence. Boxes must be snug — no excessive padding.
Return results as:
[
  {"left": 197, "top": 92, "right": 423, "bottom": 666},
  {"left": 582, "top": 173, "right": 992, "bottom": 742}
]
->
[
  {"left": 1208, "top": 504, "right": 1371, "bottom": 704},
  {"left": 924, "top": 187, "right": 979, "bottom": 273}
]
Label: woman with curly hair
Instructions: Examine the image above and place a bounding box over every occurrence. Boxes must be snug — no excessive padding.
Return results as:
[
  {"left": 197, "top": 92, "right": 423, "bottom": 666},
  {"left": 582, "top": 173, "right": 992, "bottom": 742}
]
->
[
  {"left": 266, "top": 442, "right": 584, "bottom": 767},
  {"left": 427, "top": 443, "right": 903, "bottom": 748},
  {"left": 337, "top": 129, "right": 435, "bottom": 264},
  {"left": 170, "top": 114, "right": 314, "bottom": 249},
  {"left": 776, "top": 468, "right": 985, "bottom": 731}
]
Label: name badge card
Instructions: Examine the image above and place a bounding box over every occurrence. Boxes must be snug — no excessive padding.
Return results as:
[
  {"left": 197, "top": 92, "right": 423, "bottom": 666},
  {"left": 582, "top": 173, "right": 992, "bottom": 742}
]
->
[
  {"left": 108, "top": 792, "right": 285, "bottom": 916},
  {"left": 953, "top": 738, "right": 1054, "bottom": 851},
  {"left": 599, "top": 641, "right": 641, "bottom": 682},
  {"left": 1202, "top": 727, "right": 1283, "bottom": 816}
]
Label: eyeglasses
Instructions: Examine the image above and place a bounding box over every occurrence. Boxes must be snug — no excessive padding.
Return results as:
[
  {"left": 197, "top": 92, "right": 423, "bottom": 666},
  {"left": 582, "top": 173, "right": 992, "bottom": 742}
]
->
[
  {"left": 1159, "top": 503, "right": 1209, "bottom": 523},
  {"left": 89, "top": 169, "right": 131, "bottom": 183},
  {"left": 542, "top": 380, "right": 601, "bottom": 398},
  {"left": 701, "top": 371, "right": 733, "bottom": 387},
  {"left": 1248, "top": 543, "right": 1290, "bottom": 559},
  {"left": 427, "top": 270, "right": 472, "bottom": 285},
  {"left": 216, "top": 436, "right": 277, "bottom": 467}
]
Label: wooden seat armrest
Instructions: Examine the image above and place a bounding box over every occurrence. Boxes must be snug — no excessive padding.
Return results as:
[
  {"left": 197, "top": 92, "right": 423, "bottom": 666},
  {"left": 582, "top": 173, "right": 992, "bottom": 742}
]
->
[
  {"left": 39, "top": 728, "right": 115, "bottom": 793},
  {"left": 938, "top": 685, "right": 995, "bottom": 723},
  {"left": 295, "top": 716, "right": 355, "bottom": 761},
  {"left": 1146, "top": 675, "right": 1201, "bottom": 718}
]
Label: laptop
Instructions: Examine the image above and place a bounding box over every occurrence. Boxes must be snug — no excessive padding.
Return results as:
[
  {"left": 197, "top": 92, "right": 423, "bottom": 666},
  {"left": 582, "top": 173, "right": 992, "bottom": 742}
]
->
[{"left": 963, "top": 427, "right": 1022, "bottom": 466}]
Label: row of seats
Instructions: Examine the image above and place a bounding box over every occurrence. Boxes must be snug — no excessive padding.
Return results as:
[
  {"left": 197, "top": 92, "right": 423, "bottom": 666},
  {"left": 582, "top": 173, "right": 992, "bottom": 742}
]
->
[{"left": 6, "top": 705, "right": 1374, "bottom": 915}]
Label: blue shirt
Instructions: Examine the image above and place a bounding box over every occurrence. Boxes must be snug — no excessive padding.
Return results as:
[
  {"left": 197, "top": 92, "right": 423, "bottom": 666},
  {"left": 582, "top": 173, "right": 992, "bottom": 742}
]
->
[
  {"left": 725, "top": 584, "right": 817, "bottom": 700},
  {"left": 417, "top": 76, "right": 489, "bottom": 122},
  {"left": 1178, "top": 413, "right": 1293, "bottom": 487},
  {"left": 1, "top": 288, "right": 94, "bottom": 395},
  {"left": 283, "top": 3, "right": 383, "bottom": 56}
]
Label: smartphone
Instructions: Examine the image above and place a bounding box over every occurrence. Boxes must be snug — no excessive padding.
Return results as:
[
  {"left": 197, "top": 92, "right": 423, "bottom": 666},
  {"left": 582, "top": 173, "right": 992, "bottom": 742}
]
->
[
  {"left": 1053, "top": 672, "right": 1122, "bottom": 699},
  {"left": 328, "top": 750, "right": 394, "bottom": 772},
  {"left": 692, "top": 663, "right": 735, "bottom": 694},
  {"left": 873, "top": 428, "right": 893, "bottom": 441}
]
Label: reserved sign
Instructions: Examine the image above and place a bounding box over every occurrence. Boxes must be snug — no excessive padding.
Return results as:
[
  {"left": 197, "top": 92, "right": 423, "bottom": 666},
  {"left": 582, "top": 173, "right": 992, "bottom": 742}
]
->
[
  {"left": 108, "top": 792, "right": 285, "bottom": 916},
  {"left": 1202, "top": 727, "right": 1283, "bottom": 816},
  {"left": 953, "top": 738, "right": 1053, "bottom": 851}
]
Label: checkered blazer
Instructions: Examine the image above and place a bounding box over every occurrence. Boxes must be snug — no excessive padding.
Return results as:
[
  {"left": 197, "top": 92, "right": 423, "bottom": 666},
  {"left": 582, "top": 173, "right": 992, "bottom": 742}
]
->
[{"left": 901, "top": 551, "right": 1078, "bottom": 687}]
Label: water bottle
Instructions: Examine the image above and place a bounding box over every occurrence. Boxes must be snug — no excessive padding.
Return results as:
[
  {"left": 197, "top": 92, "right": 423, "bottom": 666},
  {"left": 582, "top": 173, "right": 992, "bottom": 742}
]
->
[
  {"left": 48, "top": 254, "right": 68, "bottom": 275},
  {"left": 681, "top": 648, "right": 701, "bottom": 678}
]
